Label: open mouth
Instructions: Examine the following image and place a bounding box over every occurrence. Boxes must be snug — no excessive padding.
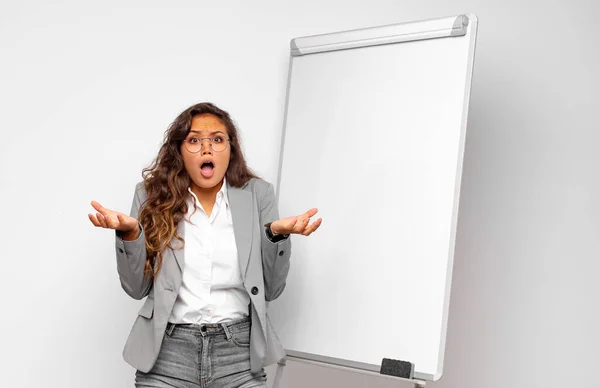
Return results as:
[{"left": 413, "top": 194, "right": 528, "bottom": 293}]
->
[{"left": 200, "top": 161, "right": 215, "bottom": 178}]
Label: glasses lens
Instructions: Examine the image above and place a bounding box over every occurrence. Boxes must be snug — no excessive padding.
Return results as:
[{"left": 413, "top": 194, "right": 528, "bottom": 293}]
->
[
  {"left": 212, "top": 141, "right": 226, "bottom": 152},
  {"left": 185, "top": 141, "right": 201, "bottom": 153}
]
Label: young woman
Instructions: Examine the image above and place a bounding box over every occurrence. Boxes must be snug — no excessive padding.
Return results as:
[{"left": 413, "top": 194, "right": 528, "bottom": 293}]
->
[{"left": 88, "top": 102, "right": 322, "bottom": 388}]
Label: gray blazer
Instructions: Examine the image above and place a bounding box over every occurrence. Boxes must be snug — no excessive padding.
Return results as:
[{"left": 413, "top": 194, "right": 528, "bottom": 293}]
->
[{"left": 115, "top": 178, "right": 291, "bottom": 373}]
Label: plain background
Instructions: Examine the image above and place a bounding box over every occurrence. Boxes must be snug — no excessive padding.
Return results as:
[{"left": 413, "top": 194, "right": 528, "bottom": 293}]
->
[{"left": 0, "top": 1, "right": 598, "bottom": 388}]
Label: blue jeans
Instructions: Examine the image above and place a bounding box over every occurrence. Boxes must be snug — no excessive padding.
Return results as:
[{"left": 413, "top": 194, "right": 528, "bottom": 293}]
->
[{"left": 135, "top": 317, "right": 267, "bottom": 388}]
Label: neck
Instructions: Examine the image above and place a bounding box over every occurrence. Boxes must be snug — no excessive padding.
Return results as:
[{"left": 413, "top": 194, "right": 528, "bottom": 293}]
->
[{"left": 190, "top": 179, "right": 224, "bottom": 203}]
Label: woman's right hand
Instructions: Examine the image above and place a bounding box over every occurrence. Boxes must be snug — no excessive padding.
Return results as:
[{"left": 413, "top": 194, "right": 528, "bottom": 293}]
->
[{"left": 88, "top": 201, "right": 140, "bottom": 240}]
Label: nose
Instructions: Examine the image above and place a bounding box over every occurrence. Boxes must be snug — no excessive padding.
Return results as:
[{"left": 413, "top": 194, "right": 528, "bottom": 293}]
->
[{"left": 201, "top": 139, "right": 213, "bottom": 155}]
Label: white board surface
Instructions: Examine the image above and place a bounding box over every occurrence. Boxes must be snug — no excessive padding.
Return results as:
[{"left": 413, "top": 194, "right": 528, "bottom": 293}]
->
[{"left": 269, "top": 14, "right": 478, "bottom": 381}]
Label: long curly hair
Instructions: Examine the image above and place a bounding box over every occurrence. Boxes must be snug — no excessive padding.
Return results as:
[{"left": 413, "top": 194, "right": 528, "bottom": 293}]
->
[{"left": 139, "top": 102, "right": 259, "bottom": 278}]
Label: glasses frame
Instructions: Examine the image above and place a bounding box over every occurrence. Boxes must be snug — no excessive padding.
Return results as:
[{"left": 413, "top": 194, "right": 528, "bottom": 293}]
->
[{"left": 183, "top": 136, "right": 231, "bottom": 153}]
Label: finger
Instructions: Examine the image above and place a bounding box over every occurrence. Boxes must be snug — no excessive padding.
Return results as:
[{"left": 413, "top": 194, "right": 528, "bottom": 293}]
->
[
  {"left": 294, "top": 217, "right": 310, "bottom": 233},
  {"left": 104, "top": 213, "right": 117, "bottom": 229},
  {"left": 88, "top": 213, "right": 101, "bottom": 227},
  {"left": 91, "top": 201, "right": 109, "bottom": 216},
  {"left": 105, "top": 214, "right": 118, "bottom": 229},
  {"left": 97, "top": 212, "right": 109, "bottom": 228},
  {"left": 302, "top": 218, "right": 323, "bottom": 236},
  {"left": 302, "top": 208, "right": 319, "bottom": 218}
]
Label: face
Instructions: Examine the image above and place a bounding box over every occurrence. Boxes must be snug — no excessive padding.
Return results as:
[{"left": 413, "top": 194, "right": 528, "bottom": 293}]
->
[{"left": 181, "top": 114, "right": 231, "bottom": 192}]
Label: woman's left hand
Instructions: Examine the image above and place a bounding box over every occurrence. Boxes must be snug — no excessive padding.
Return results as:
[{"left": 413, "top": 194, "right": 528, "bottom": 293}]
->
[{"left": 270, "top": 208, "right": 322, "bottom": 236}]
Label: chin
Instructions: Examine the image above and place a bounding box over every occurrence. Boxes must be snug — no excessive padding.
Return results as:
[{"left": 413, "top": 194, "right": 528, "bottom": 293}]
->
[{"left": 193, "top": 175, "right": 224, "bottom": 189}]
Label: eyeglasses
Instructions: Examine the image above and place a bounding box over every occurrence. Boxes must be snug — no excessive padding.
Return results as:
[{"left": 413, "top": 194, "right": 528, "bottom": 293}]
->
[{"left": 183, "top": 135, "right": 231, "bottom": 153}]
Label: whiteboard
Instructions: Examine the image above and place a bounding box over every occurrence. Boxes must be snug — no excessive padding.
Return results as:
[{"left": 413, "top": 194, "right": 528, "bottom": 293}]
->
[{"left": 269, "top": 14, "right": 478, "bottom": 381}]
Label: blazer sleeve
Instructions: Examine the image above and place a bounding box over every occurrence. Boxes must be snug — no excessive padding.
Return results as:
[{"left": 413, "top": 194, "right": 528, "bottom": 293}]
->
[
  {"left": 114, "top": 182, "right": 152, "bottom": 300},
  {"left": 258, "top": 182, "right": 292, "bottom": 302}
]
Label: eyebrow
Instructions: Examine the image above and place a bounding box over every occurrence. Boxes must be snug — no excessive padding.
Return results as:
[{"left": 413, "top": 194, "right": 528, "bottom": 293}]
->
[{"left": 188, "top": 130, "right": 226, "bottom": 136}]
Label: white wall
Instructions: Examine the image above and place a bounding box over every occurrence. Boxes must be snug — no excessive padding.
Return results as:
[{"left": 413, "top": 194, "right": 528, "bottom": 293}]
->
[{"left": 0, "top": 1, "right": 598, "bottom": 388}]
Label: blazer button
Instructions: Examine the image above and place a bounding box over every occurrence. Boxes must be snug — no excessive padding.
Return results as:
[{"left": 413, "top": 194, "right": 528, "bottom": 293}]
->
[
  {"left": 278, "top": 251, "right": 284, "bottom": 256},
  {"left": 118, "top": 248, "right": 124, "bottom": 253},
  {"left": 251, "top": 286, "right": 259, "bottom": 295}
]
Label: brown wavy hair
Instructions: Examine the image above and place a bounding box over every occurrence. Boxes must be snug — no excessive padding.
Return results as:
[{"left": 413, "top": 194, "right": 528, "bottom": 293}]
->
[{"left": 139, "top": 102, "right": 259, "bottom": 278}]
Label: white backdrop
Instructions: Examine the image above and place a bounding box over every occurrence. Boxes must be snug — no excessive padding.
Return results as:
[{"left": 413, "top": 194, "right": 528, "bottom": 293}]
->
[{"left": 0, "top": 1, "right": 598, "bottom": 388}]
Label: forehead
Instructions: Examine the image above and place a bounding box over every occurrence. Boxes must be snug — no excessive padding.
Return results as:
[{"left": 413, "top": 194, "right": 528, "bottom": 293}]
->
[{"left": 190, "top": 114, "right": 227, "bottom": 134}]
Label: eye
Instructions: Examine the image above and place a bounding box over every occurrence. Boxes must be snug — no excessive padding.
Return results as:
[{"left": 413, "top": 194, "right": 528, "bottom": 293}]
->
[
  {"left": 213, "top": 136, "right": 224, "bottom": 143},
  {"left": 188, "top": 137, "right": 199, "bottom": 144}
]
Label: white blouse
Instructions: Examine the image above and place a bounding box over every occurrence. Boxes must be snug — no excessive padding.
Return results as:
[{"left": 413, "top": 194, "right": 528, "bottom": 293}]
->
[{"left": 168, "top": 178, "right": 250, "bottom": 324}]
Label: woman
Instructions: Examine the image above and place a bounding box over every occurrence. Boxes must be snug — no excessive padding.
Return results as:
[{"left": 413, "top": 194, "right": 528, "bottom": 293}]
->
[{"left": 88, "top": 102, "right": 322, "bottom": 388}]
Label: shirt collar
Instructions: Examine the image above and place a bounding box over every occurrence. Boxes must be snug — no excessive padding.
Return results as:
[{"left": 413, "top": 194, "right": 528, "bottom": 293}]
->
[{"left": 220, "top": 177, "right": 229, "bottom": 206}]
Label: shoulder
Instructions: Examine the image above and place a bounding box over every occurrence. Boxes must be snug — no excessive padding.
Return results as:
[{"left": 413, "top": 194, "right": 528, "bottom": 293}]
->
[
  {"left": 247, "top": 177, "right": 273, "bottom": 191},
  {"left": 244, "top": 177, "right": 274, "bottom": 196},
  {"left": 134, "top": 181, "right": 148, "bottom": 201},
  {"left": 135, "top": 181, "right": 145, "bottom": 191}
]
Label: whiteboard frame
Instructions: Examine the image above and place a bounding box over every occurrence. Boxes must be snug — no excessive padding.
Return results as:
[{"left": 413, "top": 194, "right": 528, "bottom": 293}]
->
[{"left": 274, "top": 13, "right": 478, "bottom": 382}]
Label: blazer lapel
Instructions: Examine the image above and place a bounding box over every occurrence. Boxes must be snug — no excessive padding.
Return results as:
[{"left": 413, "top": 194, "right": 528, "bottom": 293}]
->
[
  {"left": 227, "top": 183, "right": 254, "bottom": 279},
  {"left": 171, "top": 216, "right": 185, "bottom": 273}
]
